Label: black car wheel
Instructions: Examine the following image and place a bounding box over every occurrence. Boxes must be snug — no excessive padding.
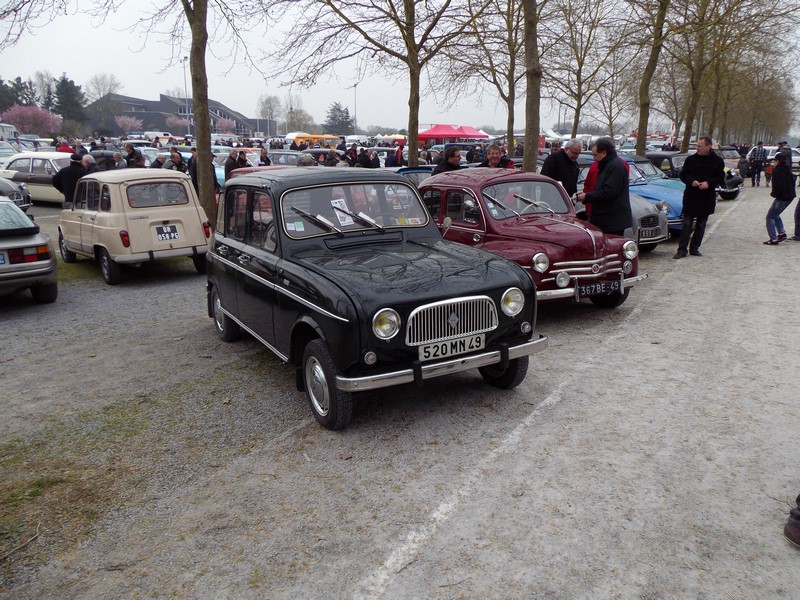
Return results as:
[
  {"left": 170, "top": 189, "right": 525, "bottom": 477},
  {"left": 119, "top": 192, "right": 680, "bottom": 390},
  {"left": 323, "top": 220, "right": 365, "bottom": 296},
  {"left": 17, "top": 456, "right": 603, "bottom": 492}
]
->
[
  {"left": 98, "top": 248, "right": 121, "bottom": 285},
  {"left": 479, "top": 356, "right": 529, "bottom": 390},
  {"left": 192, "top": 254, "right": 207, "bottom": 274},
  {"left": 59, "top": 231, "right": 76, "bottom": 263},
  {"left": 718, "top": 190, "right": 739, "bottom": 201},
  {"left": 30, "top": 282, "right": 58, "bottom": 303},
  {"left": 589, "top": 288, "right": 630, "bottom": 309},
  {"left": 211, "top": 287, "right": 240, "bottom": 342},
  {"left": 303, "top": 339, "right": 353, "bottom": 430}
]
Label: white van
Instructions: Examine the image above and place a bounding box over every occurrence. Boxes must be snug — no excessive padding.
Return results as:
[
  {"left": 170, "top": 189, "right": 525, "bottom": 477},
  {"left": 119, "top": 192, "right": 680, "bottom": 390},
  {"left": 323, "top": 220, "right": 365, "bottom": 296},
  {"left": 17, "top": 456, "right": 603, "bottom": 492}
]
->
[
  {"left": 0, "top": 123, "right": 20, "bottom": 140},
  {"left": 144, "top": 131, "right": 173, "bottom": 141}
]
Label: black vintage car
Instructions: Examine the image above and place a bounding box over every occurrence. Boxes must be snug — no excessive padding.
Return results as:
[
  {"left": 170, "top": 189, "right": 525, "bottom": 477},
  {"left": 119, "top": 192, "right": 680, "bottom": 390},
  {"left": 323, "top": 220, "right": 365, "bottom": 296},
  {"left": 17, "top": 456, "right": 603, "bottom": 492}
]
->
[{"left": 208, "top": 168, "right": 547, "bottom": 429}]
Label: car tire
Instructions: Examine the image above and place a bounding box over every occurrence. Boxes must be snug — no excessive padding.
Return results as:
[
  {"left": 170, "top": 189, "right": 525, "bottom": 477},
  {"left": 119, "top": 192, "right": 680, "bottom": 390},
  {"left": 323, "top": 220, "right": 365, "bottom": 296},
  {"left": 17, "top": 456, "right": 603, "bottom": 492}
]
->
[
  {"left": 479, "top": 356, "right": 529, "bottom": 390},
  {"left": 589, "top": 288, "right": 630, "bottom": 309},
  {"left": 211, "top": 287, "right": 240, "bottom": 342},
  {"left": 302, "top": 339, "right": 353, "bottom": 430},
  {"left": 718, "top": 190, "right": 739, "bottom": 201},
  {"left": 98, "top": 248, "right": 121, "bottom": 285},
  {"left": 192, "top": 254, "right": 207, "bottom": 274},
  {"left": 59, "top": 231, "right": 76, "bottom": 263},
  {"left": 30, "top": 282, "right": 58, "bottom": 303},
  {"left": 638, "top": 243, "right": 657, "bottom": 254}
]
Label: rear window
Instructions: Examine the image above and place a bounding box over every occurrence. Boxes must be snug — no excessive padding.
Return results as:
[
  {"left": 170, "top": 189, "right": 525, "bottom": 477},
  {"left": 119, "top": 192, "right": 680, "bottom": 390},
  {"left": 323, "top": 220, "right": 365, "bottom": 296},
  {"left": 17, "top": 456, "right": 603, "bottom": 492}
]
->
[{"left": 127, "top": 182, "right": 189, "bottom": 208}]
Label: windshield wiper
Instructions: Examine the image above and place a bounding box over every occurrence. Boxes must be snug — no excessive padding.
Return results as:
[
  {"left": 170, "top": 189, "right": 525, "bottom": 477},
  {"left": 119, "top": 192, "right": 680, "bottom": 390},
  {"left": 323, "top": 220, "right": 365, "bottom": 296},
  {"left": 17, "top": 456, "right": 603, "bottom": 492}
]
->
[
  {"left": 290, "top": 206, "right": 342, "bottom": 234},
  {"left": 332, "top": 205, "right": 385, "bottom": 231},
  {"left": 482, "top": 191, "right": 521, "bottom": 217},
  {"left": 514, "top": 193, "right": 555, "bottom": 214}
]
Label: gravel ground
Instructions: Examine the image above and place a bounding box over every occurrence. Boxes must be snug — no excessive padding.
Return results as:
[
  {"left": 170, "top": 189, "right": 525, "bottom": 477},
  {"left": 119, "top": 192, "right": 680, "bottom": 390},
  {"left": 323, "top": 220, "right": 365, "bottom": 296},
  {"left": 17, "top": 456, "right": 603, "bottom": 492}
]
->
[{"left": 1, "top": 186, "right": 798, "bottom": 598}]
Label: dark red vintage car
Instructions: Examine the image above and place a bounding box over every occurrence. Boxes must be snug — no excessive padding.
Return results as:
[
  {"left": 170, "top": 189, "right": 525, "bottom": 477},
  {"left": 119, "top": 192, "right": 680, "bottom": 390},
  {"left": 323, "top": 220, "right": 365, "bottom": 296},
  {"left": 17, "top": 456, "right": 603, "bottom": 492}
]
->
[{"left": 418, "top": 168, "right": 646, "bottom": 308}]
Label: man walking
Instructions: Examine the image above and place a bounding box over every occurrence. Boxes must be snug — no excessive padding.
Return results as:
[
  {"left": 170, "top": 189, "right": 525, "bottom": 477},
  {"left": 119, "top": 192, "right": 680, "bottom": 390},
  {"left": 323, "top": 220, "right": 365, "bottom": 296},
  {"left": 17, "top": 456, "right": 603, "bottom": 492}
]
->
[
  {"left": 540, "top": 138, "right": 582, "bottom": 198},
  {"left": 674, "top": 136, "right": 725, "bottom": 259},
  {"left": 749, "top": 141, "right": 767, "bottom": 186}
]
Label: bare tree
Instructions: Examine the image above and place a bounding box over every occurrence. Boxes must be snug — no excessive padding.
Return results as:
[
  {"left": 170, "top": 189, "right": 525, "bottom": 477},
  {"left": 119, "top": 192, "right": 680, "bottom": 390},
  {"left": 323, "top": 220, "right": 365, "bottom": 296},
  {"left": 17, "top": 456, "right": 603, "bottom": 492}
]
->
[
  {"left": 265, "top": 0, "right": 490, "bottom": 166},
  {"left": 84, "top": 73, "right": 123, "bottom": 104},
  {"left": 521, "top": 0, "right": 544, "bottom": 172},
  {"left": 543, "top": 0, "right": 631, "bottom": 137},
  {"left": 256, "top": 94, "right": 282, "bottom": 138}
]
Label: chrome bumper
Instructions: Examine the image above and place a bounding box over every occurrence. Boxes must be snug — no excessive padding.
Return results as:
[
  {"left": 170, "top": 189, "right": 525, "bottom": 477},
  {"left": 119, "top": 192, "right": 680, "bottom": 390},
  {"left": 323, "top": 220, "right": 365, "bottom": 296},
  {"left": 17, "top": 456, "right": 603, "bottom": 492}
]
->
[
  {"left": 115, "top": 246, "right": 207, "bottom": 264},
  {"left": 335, "top": 334, "right": 548, "bottom": 392},
  {"left": 537, "top": 273, "right": 648, "bottom": 301}
]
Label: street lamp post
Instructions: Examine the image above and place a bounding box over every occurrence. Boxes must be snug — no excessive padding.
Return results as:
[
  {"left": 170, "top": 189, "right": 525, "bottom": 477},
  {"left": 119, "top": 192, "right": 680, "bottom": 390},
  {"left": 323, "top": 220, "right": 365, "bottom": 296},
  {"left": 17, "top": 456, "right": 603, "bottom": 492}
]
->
[
  {"left": 347, "top": 82, "right": 358, "bottom": 134},
  {"left": 181, "top": 56, "right": 191, "bottom": 137}
]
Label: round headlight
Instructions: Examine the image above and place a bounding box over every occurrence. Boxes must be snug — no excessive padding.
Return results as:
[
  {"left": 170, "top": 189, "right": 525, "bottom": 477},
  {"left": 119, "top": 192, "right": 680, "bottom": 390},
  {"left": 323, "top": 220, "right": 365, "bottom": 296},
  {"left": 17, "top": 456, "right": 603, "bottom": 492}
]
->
[
  {"left": 532, "top": 252, "right": 549, "bottom": 273},
  {"left": 658, "top": 201, "right": 669, "bottom": 213},
  {"left": 372, "top": 308, "right": 400, "bottom": 340},
  {"left": 501, "top": 287, "right": 525, "bottom": 316},
  {"left": 622, "top": 240, "right": 638, "bottom": 259},
  {"left": 556, "top": 271, "right": 571, "bottom": 288}
]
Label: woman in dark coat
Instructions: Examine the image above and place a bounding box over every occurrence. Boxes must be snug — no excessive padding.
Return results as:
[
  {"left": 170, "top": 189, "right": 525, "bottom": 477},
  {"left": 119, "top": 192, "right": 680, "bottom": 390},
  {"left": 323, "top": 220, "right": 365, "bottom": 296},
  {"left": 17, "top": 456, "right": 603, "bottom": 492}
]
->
[{"left": 764, "top": 153, "right": 796, "bottom": 244}]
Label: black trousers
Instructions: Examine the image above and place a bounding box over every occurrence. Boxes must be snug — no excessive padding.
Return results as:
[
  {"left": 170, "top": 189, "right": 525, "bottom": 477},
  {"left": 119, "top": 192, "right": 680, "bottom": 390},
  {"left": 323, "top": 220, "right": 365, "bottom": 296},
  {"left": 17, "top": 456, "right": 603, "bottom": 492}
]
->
[{"left": 678, "top": 215, "right": 708, "bottom": 252}]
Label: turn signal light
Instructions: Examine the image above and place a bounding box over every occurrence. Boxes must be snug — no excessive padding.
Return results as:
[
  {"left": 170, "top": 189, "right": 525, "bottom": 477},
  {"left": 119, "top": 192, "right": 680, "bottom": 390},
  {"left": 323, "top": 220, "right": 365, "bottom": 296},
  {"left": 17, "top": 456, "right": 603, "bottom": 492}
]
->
[
  {"left": 202, "top": 221, "right": 211, "bottom": 238},
  {"left": 119, "top": 230, "right": 131, "bottom": 248},
  {"left": 8, "top": 245, "right": 51, "bottom": 264}
]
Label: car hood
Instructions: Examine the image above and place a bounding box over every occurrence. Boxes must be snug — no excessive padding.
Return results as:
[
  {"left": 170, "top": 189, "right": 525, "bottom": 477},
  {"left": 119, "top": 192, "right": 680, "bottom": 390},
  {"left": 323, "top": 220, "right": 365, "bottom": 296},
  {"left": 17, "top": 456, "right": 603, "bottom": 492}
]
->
[
  {"left": 290, "top": 238, "right": 527, "bottom": 306},
  {"left": 489, "top": 214, "right": 614, "bottom": 257},
  {"left": 629, "top": 182, "right": 683, "bottom": 210}
]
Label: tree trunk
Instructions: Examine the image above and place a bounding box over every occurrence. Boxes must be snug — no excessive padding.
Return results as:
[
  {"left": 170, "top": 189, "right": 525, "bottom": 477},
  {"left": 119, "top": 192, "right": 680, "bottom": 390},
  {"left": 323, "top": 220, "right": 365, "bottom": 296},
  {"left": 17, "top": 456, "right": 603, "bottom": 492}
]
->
[
  {"left": 635, "top": 0, "right": 669, "bottom": 156},
  {"left": 521, "top": 0, "right": 541, "bottom": 173},
  {"left": 407, "top": 61, "right": 421, "bottom": 167},
  {"left": 185, "top": 0, "right": 215, "bottom": 229}
]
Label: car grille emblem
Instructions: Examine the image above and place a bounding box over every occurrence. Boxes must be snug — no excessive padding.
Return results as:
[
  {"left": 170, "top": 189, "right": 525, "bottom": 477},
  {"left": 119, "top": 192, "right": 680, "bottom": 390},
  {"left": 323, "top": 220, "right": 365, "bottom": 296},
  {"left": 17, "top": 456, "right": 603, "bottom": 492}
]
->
[
  {"left": 448, "top": 312, "right": 459, "bottom": 329},
  {"left": 591, "top": 264, "right": 601, "bottom": 274}
]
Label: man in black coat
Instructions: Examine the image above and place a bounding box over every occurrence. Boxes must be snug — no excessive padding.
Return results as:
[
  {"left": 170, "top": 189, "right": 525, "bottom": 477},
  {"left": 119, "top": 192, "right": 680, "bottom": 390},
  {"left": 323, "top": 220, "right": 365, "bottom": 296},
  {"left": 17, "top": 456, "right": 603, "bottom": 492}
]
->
[
  {"left": 432, "top": 147, "right": 463, "bottom": 175},
  {"left": 674, "top": 136, "right": 725, "bottom": 258},
  {"left": 540, "top": 139, "right": 581, "bottom": 197},
  {"left": 575, "top": 137, "right": 631, "bottom": 235},
  {"left": 51, "top": 154, "right": 87, "bottom": 207}
]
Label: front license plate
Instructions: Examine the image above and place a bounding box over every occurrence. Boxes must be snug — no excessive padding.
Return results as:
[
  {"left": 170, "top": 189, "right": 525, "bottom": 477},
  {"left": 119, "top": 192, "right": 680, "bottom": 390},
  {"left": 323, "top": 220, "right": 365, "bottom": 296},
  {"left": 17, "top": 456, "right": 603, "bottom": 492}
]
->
[
  {"left": 578, "top": 279, "right": 621, "bottom": 298},
  {"left": 640, "top": 228, "right": 660, "bottom": 239},
  {"left": 419, "top": 334, "right": 485, "bottom": 362},
  {"left": 155, "top": 225, "right": 179, "bottom": 241}
]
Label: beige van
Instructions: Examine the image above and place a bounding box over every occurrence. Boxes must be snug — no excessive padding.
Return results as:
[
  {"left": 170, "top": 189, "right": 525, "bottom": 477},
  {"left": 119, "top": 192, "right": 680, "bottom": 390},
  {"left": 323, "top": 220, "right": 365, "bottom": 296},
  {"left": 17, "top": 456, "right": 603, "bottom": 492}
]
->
[{"left": 58, "top": 170, "right": 210, "bottom": 284}]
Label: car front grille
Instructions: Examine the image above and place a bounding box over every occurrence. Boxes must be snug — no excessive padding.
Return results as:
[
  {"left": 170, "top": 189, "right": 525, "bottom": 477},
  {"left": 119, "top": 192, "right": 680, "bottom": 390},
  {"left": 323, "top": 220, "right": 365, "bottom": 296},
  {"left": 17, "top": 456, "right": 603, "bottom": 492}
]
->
[
  {"left": 639, "top": 214, "right": 660, "bottom": 228},
  {"left": 405, "top": 296, "right": 499, "bottom": 346},
  {"left": 543, "top": 254, "right": 624, "bottom": 284}
]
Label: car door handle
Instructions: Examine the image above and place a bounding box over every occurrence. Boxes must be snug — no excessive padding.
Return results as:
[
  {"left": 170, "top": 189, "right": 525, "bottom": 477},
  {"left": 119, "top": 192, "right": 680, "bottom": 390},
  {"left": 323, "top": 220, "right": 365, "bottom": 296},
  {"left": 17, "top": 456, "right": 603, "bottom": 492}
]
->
[
  {"left": 217, "top": 246, "right": 230, "bottom": 257},
  {"left": 238, "top": 254, "right": 251, "bottom": 265},
  {"left": 472, "top": 233, "right": 481, "bottom": 242}
]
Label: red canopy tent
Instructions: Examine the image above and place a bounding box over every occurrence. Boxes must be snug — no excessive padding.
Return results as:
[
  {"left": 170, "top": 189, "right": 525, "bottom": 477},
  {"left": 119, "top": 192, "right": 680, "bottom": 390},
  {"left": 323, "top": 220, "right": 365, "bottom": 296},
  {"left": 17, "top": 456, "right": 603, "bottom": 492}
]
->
[
  {"left": 417, "top": 124, "right": 461, "bottom": 140},
  {"left": 455, "top": 125, "right": 490, "bottom": 139}
]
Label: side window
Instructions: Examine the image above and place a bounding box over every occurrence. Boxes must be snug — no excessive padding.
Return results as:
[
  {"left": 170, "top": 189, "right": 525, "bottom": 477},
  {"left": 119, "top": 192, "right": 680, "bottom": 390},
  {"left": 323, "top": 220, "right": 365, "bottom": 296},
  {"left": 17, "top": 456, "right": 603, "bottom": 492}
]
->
[
  {"left": 422, "top": 190, "right": 441, "bottom": 220},
  {"left": 32, "top": 159, "right": 49, "bottom": 174},
  {"left": 100, "top": 185, "right": 111, "bottom": 211},
  {"left": 86, "top": 181, "right": 100, "bottom": 211},
  {"left": 225, "top": 188, "right": 248, "bottom": 241},
  {"left": 249, "top": 191, "right": 277, "bottom": 253},
  {"left": 73, "top": 181, "right": 86, "bottom": 209},
  {"left": 447, "top": 191, "right": 482, "bottom": 226},
  {"left": 10, "top": 158, "right": 31, "bottom": 173}
]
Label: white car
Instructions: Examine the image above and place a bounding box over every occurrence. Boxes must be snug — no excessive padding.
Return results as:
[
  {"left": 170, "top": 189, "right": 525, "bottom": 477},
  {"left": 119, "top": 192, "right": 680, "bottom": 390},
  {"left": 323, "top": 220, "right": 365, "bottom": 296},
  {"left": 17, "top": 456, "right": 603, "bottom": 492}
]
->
[{"left": 0, "top": 151, "right": 72, "bottom": 204}]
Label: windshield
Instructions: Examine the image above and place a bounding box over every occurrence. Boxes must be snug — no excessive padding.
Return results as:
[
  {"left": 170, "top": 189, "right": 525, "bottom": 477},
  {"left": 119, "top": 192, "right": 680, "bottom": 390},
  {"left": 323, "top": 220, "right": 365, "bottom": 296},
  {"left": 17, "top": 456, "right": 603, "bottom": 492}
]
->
[
  {"left": 634, "top": 160, "right": 667, "bottom": 179},
  {"left": 721, "top": 149, "right": 740, "bottom": 159},
  {"left": 671, "top": 155, "right": 688, "bottom": 169},
  {"left": 281, "top": 181, "right": 428, "bottom": 239},
  {"left": 482, "top": 180, "right": 570, "bottom": 219}
]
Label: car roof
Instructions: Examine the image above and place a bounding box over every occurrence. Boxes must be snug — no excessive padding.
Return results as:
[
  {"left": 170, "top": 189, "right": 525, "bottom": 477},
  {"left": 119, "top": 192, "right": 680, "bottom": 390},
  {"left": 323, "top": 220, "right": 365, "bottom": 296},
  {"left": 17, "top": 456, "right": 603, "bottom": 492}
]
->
[
  {"left": 81, "top": 169, "right": 193, "bottom": 184},
  {"left": 222, "top": 166, "right": 408, "bottom": 190},
  {"left": 424, "top": 166, "right": 554, "bottom": 186},
  {"left": 4, "top": 151, "right": 73, "bottom": 160}
]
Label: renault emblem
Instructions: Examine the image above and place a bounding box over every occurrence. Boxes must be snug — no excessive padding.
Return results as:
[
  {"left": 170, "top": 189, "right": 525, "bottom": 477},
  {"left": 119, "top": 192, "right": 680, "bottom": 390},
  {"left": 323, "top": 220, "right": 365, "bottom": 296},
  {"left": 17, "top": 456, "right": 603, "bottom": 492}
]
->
[{"left": 448, "top": 312, "right": 459, "bottom": 329}]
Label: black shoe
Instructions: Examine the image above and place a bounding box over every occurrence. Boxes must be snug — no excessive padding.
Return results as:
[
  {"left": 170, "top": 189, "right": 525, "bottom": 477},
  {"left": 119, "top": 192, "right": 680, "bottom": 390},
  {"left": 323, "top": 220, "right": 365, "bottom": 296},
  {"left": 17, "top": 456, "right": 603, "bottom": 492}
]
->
[
  {"left": 689, "top": 249, "right": 702, "bottom": 256},
  {"left": 777, "top": 233, "right": 787, "bottom": 242},
  {"left": 673, "top": 251, "right": 688, "bottom": 259},
  {"left": 764, "top": 239, "right": 780, "bottom": 245},
  {"left": 785, "top": 495, "right": 800, "bottom": 549}
]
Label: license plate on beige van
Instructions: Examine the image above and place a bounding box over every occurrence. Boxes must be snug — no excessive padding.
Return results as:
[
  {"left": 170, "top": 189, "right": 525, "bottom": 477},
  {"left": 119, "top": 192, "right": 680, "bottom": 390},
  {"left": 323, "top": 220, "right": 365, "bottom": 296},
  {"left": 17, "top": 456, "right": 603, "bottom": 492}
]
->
[{"left": 155, "top": 225, "right": 179, "bottom": 241}]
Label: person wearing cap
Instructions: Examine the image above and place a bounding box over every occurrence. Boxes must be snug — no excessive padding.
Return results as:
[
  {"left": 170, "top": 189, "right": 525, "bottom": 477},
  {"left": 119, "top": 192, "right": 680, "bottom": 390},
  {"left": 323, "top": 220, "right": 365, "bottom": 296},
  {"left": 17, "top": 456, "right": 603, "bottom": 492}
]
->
[
  {"left": 763, "top": 152, "right": 795, "bottom": 245},
  {"left": 52, "top": 154, "right": 87, "bottom": 207}
]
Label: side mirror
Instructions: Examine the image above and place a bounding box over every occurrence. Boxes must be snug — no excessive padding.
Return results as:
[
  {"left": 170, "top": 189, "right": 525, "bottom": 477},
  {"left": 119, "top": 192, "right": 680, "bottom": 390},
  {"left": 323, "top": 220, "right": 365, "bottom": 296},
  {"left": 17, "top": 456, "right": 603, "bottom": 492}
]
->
[{"left": 442, "top": 216, "right": 452, "bottom": 236}]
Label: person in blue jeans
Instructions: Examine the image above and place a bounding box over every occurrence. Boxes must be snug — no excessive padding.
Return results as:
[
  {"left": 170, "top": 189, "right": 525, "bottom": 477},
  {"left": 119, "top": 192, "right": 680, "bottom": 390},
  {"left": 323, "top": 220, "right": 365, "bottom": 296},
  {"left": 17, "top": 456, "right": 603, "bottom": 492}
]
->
[{"left": 764, "top": 153, "right": 796, "bottom": 245}]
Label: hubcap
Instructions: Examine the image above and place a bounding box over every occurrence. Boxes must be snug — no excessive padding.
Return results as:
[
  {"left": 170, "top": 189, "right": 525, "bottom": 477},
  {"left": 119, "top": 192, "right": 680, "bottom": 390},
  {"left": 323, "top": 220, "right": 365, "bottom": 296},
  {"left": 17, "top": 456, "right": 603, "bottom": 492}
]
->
[{"left": 305, "top": 357, "right": 329, "bottom": 416}]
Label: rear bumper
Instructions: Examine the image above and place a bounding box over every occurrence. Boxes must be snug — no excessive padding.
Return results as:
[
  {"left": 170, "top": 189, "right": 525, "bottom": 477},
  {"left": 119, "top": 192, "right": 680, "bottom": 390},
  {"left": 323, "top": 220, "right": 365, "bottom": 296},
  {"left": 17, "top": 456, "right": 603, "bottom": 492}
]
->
[
  {"left": 0, "top": 261, "right": 57, "bottom": 292},
  {"left": 114, "top": 245, "right": 207, "bottom": 264},
  {"left": 335, "top": 334, "right": 548, "bottom": 392}
]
